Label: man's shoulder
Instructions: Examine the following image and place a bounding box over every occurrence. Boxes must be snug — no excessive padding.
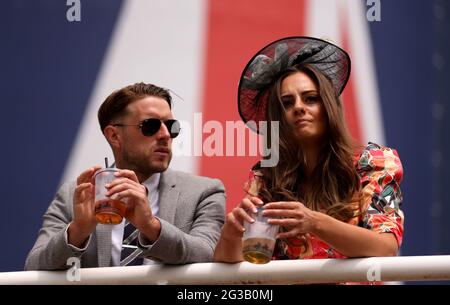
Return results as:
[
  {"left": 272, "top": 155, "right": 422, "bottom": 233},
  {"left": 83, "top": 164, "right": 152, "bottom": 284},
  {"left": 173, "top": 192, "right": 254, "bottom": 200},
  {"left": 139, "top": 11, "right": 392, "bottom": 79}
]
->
[
  {"left": 163, "top": 169, "right": 225, "bottom": 190},
  {"left": 55, "top": 181, "right": 77, "bottom": 196}
]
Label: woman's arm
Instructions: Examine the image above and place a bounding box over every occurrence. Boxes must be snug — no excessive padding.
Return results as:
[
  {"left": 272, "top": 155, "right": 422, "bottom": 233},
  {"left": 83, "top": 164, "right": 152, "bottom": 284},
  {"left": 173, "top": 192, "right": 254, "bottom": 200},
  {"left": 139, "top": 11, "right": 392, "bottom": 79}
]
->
[
  {"left": 263, "top": 201, "right": 399, "bottom": 258},
  {"left": 214, "top": 197, "right": 262, "bottom": 262},
  {"left": 213, "top": 227, "right": 244, "bottom": 263},
  {"left": 311, "top": 211, "right": 398, "bottom": 257}
]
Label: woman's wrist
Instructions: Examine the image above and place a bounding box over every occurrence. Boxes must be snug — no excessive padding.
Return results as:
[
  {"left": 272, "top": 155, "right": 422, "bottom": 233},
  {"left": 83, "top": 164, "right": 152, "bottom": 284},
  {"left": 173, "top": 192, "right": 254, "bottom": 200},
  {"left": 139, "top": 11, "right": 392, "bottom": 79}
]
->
[
  {"left": 220, "top": 223, "right": 244, "bottom": 243},
  {"left": 310, "top": 210, "right": 327, "bottom": 236}
]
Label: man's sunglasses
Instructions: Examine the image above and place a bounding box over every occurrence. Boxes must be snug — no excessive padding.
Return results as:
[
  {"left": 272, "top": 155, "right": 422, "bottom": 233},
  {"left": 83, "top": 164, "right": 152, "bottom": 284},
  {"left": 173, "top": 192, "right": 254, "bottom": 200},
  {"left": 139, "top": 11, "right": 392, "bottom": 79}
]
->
[{"left": 113, "top": 118, "right": 181, "bottom": 138}]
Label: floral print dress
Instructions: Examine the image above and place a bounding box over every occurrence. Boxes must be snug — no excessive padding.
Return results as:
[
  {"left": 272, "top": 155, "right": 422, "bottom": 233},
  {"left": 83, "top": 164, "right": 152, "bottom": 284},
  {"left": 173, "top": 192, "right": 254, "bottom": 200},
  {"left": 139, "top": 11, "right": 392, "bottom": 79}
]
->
[{"left": 243, "top": 142, "right": 404, "bottom": 260}]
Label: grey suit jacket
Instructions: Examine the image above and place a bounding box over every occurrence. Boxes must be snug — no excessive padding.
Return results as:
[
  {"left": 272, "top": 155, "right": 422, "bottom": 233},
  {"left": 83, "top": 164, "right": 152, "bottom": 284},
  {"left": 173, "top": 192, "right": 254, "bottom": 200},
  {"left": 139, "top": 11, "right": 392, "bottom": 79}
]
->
[{"left": 24, "top": 169, "right": 226, "bottom": 270}]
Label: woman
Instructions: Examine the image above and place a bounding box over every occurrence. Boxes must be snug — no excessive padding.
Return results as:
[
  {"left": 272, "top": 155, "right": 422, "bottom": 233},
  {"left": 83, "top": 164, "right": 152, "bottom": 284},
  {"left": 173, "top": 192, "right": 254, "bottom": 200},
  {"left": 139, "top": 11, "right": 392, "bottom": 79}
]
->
[{"left": 214, "top": 36, "right": 404, "bottom": 263}]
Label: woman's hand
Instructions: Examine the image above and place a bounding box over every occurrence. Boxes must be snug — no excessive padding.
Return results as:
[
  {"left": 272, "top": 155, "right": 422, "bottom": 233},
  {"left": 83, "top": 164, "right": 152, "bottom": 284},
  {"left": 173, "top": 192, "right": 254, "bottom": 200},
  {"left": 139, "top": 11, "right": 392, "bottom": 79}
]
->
[
  {"left": 214, "top": 196, "right": 263, "bottom": 263},
  {"left": 262, "top": 201, "right": 319, "bottom": 239},
  {"left": 220, "top": 196, "right": 263, "bottom": 241}
]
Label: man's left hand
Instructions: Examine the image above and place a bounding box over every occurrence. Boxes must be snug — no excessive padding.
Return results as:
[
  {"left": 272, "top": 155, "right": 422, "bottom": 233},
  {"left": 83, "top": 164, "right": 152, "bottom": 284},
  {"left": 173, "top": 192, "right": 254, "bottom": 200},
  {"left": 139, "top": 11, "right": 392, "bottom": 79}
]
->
[{"left": 105, "top": 169, "right": 161, "bottom": 241}]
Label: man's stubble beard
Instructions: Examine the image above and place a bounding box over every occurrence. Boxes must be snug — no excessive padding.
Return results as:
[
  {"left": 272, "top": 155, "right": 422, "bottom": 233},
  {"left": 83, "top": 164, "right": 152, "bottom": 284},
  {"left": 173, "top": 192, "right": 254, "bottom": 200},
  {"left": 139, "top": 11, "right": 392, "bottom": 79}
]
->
[{"left": 121, "top": 149, "right": 172, "bottom": 182}]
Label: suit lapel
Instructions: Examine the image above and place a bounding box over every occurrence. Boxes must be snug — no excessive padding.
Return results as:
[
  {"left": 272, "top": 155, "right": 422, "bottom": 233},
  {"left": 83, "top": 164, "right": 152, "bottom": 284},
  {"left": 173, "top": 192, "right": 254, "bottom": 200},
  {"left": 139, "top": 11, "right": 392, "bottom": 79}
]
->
[
  {"left": 158, "top": 169, "right": 180, "bottom": 224},
  {"left": 96, "top": 224, "right": 112, "bottom": 267}
]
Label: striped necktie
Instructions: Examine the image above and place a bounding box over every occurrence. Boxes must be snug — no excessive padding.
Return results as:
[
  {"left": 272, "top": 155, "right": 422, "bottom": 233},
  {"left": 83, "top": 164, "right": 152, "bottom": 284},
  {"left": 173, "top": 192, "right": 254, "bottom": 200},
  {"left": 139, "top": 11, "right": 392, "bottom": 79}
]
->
[{"left": 120, "top": 221, "right": 144, "bottom": 266}]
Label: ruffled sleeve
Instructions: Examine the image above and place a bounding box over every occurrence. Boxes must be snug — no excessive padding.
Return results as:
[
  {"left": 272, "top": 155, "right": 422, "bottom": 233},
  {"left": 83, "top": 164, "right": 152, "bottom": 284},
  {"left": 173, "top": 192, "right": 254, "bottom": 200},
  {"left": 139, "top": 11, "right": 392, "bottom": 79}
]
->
[{"left": 356, "top": 142, "right": 404, "bottom": 247}]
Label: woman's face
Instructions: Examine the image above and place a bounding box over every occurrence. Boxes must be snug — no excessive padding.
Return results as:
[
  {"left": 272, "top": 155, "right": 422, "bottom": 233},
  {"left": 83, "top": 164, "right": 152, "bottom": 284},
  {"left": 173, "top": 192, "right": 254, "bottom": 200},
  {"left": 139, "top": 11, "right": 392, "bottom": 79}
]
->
[{"left": 280, "top": 71, "right": 327, "bottom": 143}]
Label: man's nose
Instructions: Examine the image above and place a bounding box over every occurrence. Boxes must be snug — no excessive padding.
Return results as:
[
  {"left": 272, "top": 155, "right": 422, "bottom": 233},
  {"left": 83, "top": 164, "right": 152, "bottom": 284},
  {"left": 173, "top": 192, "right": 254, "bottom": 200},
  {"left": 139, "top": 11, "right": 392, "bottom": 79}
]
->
[{"left": 155, "top": 122, "right": 171, "bottom": 140}]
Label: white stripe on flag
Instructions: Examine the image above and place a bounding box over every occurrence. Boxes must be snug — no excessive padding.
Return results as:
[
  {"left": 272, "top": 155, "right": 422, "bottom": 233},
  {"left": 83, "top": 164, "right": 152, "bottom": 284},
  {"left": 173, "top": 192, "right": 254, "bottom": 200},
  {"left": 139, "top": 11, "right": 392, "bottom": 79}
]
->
[
  {"left": 307, "top": 0, "right": 385, "bottom": 145},
  {"left": 344, "top": 0, "right": 385, "bottom": 145},
  {"left": 62, "top": 0, "right": 206, "bottom": 183},
  {"left": 306, "top": 0, "right": 341, "bottom": 43}
]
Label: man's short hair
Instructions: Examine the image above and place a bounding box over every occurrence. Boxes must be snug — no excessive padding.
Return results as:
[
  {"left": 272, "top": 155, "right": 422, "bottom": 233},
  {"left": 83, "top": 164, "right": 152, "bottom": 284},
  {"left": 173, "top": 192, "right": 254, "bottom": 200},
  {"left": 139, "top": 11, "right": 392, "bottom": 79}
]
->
[{"left": 98, "top": 82, "right": 172, "bottom": 133}]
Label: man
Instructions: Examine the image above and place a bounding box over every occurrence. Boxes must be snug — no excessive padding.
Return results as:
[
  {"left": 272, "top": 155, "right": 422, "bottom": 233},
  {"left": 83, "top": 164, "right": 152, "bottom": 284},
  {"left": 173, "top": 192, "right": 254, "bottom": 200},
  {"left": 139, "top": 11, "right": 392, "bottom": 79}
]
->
[{"left": 25, "top": 82, "right": 226, "bottom": 269}]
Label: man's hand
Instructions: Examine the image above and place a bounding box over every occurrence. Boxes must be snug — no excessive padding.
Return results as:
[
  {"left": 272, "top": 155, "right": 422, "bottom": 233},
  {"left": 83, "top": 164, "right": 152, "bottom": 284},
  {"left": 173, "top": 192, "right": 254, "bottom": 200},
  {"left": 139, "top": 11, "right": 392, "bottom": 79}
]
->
[
  {"left": 106, "top": 169, "right": 161, "bottom": 242},
  {"left": 68, "top": 165, "right": 102, "bottom": 247}
]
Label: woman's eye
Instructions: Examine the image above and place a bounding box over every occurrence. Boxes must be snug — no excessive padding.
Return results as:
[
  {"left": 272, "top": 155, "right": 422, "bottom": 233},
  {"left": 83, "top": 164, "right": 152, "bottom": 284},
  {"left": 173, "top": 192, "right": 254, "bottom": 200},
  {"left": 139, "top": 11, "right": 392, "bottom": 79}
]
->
[
  {"left": 306, "top": 96, "right": 321, "bottom": 103},
  {"left": 282, "top": 98, "right": 294, "bottom": 108}
]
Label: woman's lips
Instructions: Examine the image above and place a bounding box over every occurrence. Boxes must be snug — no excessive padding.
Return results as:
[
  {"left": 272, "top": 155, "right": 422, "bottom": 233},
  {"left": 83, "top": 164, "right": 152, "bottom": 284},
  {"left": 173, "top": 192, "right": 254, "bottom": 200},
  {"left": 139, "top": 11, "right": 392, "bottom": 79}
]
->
[{"left": 295, "top": 119, "right": 312, "bottom": 126}]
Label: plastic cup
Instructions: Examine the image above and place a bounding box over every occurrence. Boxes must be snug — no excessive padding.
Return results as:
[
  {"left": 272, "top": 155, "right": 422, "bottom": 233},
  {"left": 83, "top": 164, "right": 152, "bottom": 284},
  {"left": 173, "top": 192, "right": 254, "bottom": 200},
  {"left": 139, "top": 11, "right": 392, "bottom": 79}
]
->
[
  {"left": 242, "top": 206, "right": 279, "bottom": 264},
  {"left": 94, "top": 168, "right": 126, "bottom": 225}
]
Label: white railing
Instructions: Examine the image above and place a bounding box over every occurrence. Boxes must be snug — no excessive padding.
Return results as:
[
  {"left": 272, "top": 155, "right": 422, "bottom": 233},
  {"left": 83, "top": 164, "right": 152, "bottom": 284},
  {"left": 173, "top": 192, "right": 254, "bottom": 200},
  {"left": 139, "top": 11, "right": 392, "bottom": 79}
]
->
[{"left": 1, "top": 255, "right": 450, "bottom": 285}]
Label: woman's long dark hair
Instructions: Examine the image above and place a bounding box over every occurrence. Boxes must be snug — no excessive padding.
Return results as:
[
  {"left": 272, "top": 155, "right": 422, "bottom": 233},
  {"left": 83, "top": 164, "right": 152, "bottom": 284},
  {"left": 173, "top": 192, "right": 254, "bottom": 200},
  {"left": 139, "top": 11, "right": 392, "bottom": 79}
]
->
[{"left": 258, "top": 64, "right": 362, "bottom": 222}]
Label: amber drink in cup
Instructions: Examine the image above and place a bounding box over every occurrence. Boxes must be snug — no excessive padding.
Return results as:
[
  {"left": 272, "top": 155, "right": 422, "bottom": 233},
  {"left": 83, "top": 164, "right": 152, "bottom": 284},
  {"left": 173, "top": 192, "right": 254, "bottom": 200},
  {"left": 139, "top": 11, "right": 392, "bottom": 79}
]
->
[
  {"left": 242, "top": 206, "right": 278, "bottom": 264},
  {"left": 94, "top": 168, "right": 126, "bottom": 224}
]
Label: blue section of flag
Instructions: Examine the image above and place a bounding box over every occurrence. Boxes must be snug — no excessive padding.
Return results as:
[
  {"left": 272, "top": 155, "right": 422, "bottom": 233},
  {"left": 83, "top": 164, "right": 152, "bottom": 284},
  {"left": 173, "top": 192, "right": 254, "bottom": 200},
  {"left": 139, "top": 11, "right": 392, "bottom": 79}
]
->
[
  {"left": 434, "top": 0, "right": 450, "bottom": 256},
  {"left": 369, "top": 0, "right": 435, "bottom": 259},
  {"left": 0, "top": 0, "right": 123, "bottom": 271}
]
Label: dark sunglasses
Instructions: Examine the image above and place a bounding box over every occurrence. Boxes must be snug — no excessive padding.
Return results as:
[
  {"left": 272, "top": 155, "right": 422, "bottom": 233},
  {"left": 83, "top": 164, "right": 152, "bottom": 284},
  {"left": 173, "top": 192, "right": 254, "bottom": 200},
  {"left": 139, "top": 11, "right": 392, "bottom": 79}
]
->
[{"left": 113, "top": 118, "right": 181, "bottom": 138}]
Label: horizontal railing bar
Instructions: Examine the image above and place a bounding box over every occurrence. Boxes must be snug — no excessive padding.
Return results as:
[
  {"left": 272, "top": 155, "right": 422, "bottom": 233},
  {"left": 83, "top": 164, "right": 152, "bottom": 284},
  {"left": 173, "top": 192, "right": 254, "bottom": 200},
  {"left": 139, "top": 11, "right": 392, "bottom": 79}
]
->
[{"left": 1, "top": 255, "right": 450, "bottom": 285}]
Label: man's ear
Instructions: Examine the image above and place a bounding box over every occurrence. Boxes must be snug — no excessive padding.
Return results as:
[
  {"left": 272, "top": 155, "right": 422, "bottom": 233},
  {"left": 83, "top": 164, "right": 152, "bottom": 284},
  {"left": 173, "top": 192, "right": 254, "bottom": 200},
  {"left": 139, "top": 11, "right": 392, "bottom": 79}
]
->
[{"left": 103, "top": 125, "right": 121, "bottom": 149}]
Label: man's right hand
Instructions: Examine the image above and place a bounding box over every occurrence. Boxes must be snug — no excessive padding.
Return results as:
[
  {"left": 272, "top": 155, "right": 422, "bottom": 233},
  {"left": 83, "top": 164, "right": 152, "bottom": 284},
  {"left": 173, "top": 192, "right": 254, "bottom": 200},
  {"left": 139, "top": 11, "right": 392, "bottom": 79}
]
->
[{"left": 68, "top": 166, "right": 102, "bottom": 248}]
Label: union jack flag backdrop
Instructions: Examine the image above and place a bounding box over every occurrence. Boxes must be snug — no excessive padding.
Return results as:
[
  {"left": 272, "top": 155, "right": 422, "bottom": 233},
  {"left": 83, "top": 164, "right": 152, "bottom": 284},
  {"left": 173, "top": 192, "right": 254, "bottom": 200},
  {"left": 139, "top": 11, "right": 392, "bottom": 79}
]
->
[{"left": 1, "top": 0, "right": 449, "bottom": 279}]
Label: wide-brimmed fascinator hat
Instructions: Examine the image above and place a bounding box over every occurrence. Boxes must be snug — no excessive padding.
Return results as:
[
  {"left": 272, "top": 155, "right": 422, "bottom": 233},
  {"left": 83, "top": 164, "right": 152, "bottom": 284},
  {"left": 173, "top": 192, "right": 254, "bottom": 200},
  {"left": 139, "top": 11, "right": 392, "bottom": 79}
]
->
[{"left": 238, "top": 36, "right": 351, "bottom": 133}]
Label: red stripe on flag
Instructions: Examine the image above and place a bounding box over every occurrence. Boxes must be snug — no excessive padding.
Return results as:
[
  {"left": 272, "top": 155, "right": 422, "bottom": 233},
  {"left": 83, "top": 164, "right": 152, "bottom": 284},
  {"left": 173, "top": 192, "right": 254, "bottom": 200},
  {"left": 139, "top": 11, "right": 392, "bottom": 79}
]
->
[
  {"left": 200, "top": 0, "right": 306, "bottom": 212},
  {"left": 340, "top": 12, "right": 363, "bottom": 144}
]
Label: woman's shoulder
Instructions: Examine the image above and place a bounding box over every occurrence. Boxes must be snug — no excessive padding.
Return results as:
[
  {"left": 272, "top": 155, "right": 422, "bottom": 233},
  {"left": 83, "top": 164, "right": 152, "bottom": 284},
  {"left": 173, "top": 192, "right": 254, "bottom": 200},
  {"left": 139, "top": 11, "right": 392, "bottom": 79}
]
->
[
  {"left": 355, "top": 142, "right": 403, "bottom": 179},
  {"left": 361, "top": 142, "right": 400, "bottom": 155},
  {"left": 356, "top": 141, "right": 401, "bottom": 162}
]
